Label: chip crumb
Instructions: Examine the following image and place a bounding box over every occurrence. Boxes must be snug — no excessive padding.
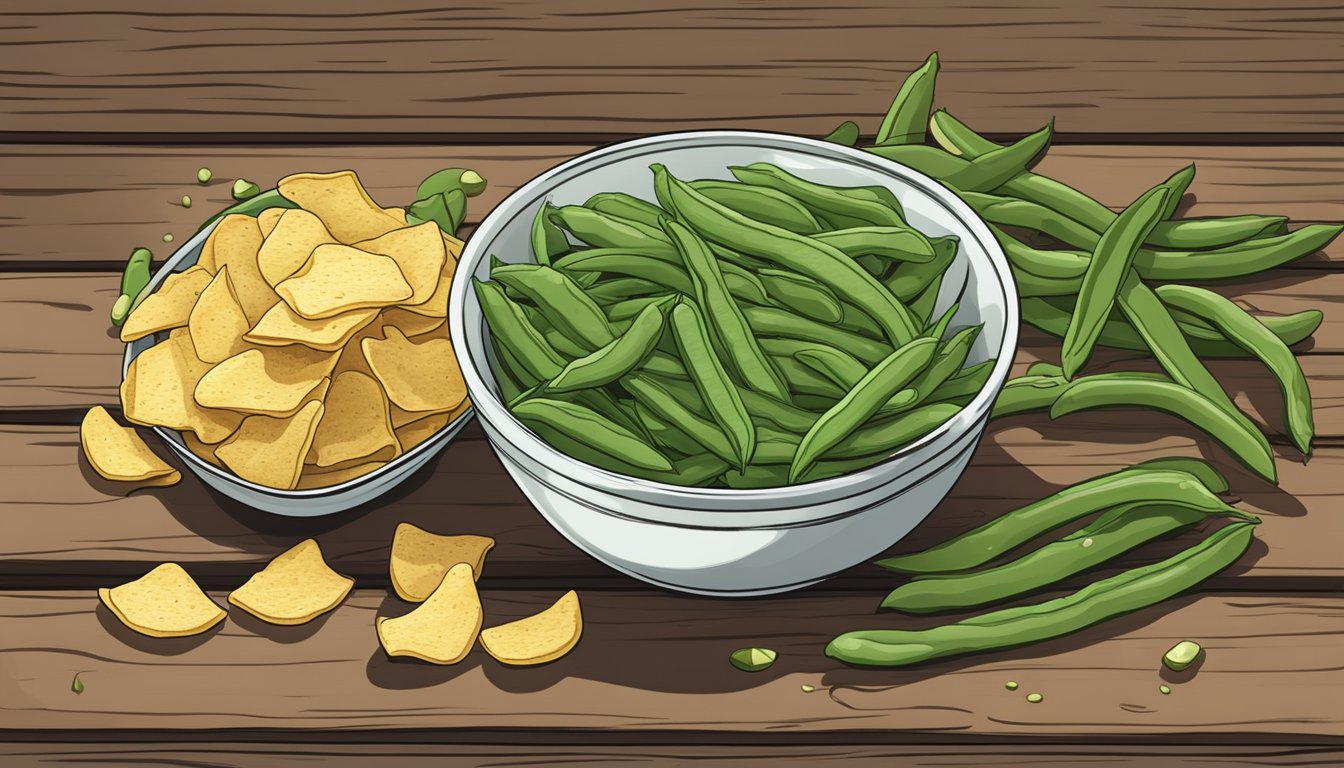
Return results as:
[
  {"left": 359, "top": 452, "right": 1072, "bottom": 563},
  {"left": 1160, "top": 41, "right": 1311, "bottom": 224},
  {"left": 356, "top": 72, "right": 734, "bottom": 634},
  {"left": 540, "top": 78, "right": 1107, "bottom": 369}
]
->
[
  {"left": 71, "top": 673, "right": 84, "bottom": 695},
  {"left": 1160, "top": 684, "right": 1172, "bottom": 695},
  {"left": 181, "top": 195, "right": 192, "bottom": 208},
  {"left": 1081, "top": 537, "right": 1094, "bottom": 548},
  {"left": 162, "top": 233, "right": 174, "bottom": 243},
  {"left": 1026, "top": 692, "right": 1043, "bottom": 703},
  {"left": 1005, "top": 681, "right": 1019, "bottom": 691},
  {"left": 729, "top": 647, "right": 777, "bottom": 672},
  {"left": 801, "top": 684, "right": 815, "bottom": 693},
  {"left": 197, "top": 167, "right": 212, "bottom": 184},
  {"left": 232, "top": 178, "right": 261, "bottom": 200}
]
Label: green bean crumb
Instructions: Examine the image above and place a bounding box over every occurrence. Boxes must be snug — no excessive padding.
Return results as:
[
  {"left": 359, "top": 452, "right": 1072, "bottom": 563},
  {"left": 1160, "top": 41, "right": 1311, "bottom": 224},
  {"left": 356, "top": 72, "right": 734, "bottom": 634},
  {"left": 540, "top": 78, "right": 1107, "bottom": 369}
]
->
[
  {"left": 729, "top": 647, "right": 777, "bottom": 672},
  {"left": 231, "top": 178, "right": 261, "bottom": 200},
  {"left": 181, "top": 195, "right": 192, "bottom": 208},
  {"left": 1163, "top": 640, "right": 1202, "bottom": 671},
  {"left": 71, "top": 673, "right": 84, "bottom": 695},
  {"left": 1005, "top": 681, "right": 1019, "bottom": 691},
  {"left": 1025, "top": 692, "right": 1043, "bottom": 703},
  {"left": 1159, "top": 684, "right": 1172, "bottom": 695},
  {"left": 196, "top": 167, "right": 212, "bottom": 184},
  {"left": 162, "top": 233, "right": 174, "bottom": 243},
  {"left": 1082, "top": 537, "right": 1094, "bottom": 548},
  {"left": 801, "top": 684, "right": 815, "bottom": 693}
]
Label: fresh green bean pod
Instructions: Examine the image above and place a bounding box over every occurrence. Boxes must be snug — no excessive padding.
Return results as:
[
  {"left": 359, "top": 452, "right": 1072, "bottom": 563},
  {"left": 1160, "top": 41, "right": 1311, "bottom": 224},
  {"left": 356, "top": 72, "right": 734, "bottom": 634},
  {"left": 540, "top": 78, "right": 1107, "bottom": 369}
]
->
[
  {"left": 548, "top": 205, "right": 677, "bottom": 257},
  {"left": 1129, "top": 456, "right": 1229, "bottom": 495},
  {"left": 728, "top": 162, "right": 906, "bottom": 228},
  {"left": 635, "top": 401, "right": 708, "bottom": 457},
  {"left": 829, "top": 521, "right": 1257, "bottom": 667},
  {"left": 826, "top": 402, "right": 961, "bottom": 459},
  {"left": 757, "top": 268, "right": 844, "bottom": 323},
  {"left": 669, "top": 301, "right": 757, "bottom": 469},
  {"left": 880, "top": 325, "right": 979, "bottom": 414},
  {"left": 688, "top": 179, "right": 824, "bottom": 234},
  {"left": 990, "top": 374, "right": 1069, "bottom": 419},
  {"left": 623, "top": 374, "right": 736, "bottom": 466},
  {"left": 416, "top": 168, "right": 488, "bottom": 199},
  {"left": 822, "top": 120, "right": 861, "bottom": 146},
  {"left": 766, "top": 353, "right": 851, "bottom": 400},
  {"left": 868, "top": 121, "right": 1052, "bottom": 193},
  {"left": 907, "top": 274, "right": 944, "bottom": 328},
  {"left": 603, "top": 294, "right": 677, "bottom": 322},
  {"left": 474, "top": 279, "right": 567, "bottom": 381},
  {"left": 491, "top": 264, "right": 615, "bottom": 350},
  {"left": 513, "top": 398, "right": 672, "bottom": 472},
  {"left": 546, "top": 304, "right": 666, "bottom": 393},
  {"left": 584, "top": 277, "right": 668, "bottom": 304},
  {"left": 737, "top": 388, "right": 821, "bottom": 434},
  {"left": 584, "top": 192, "right": 667, "bottom": 228},
  {"left": 875, "top": 51, "right": 938, "bottom": 146},
  {"left": 883, "top": 235, "right": 958, "bottom": 302},
  {"left": 742, "top": 305, "right": 894, "bottom": 365},
  {"left": 927, "top": 359, "right": 995, "bottom": 405},
  {"left": 837, "top": 300, "right": 885, "bottom": 340},
  {"left": 794, "top": 345, "right": 870, "bottom": 391},
  {"left": 750, "top": 427, "right": 802, "bottom": 465},
  {"left": 812, "top": 226, "right": 937, "bottom": 263}
]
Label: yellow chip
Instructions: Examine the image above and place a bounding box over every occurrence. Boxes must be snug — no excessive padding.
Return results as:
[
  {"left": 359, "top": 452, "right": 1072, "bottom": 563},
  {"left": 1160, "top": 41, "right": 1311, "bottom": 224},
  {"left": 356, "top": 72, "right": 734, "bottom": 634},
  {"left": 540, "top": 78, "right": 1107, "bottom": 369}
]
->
[
  {"left": 308, "top": 370, "right": 399, "bottom": 467},
  {"left": 394, "top": 411, "right": 454, "bottom": 453},
  {"left": 397, "top": 234, "right": 463, "bottom": 319},
  {"left": 376, "top": 562, "right": 481, "bottom": 664},
  {"left": 276, "top": 244, "right": 412, "bottom": 320},
  {"left": 227, "top": 539, "right": 354, "bottom": 625},
  {"left": 389, "top": 523, "right": 494, "bottom": 602},
  {"left": 257, "top": 208, "right": 337, "bottom": 286},
  {"left": 215, "top": 400, "right": 324, "bottom": 490},
  {"left": 381, "top": 307, "right": 447, "bottom": 338},
  {"left": 362, "top": 327, "right": 465, "bottom": 414},
  {"left": 357, "top": 222, "right": 447, "bottom": 306},
  {"left": 194, "top": 346, "right": 335, "bottom": 416},
  {"left": 80, "top": 405, "right": 180, "bottom": 487},
  {"left": 199, "top": 214, "right": 276, "bottom": 325},
  {"left": 119, "top": 266, "right": 212, "bottom": 343},
  {"left": 180, "top": 432, "right": 223, "bottom": 468},
  {"left": 256, "top": 206, "right": 286, "bottom": 238},
  {"left": 277, "top": 170, "right": 404, "bottom": 244},
  {"left": 245, "top": 302, "right": 378, "bottom": 352},
  {"left": 98, "top": 563, "right": 226, "bottom": 638},
  {"left": 479, "top": 590, "right": 583, "bottom": 666},
  {"left": 295, "top": 460, "right": 386, "bottom": 489},
  {"left": 187, "top": 265, "right": 251, "bottom": 363},
  {"left": 121, "top": 330, "right": 244, "bottom": 443}
]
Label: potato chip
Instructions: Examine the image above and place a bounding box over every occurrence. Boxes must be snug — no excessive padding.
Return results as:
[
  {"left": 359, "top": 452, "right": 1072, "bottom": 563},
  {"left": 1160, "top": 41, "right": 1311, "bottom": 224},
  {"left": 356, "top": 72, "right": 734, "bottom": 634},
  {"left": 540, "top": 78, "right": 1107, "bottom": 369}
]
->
[
  {"left": 381, "top": 307, "right": 446, "bottom": 339},
  {"left": 187, "top": 266, "right": 251, "bottom": 363},
  {"left": 119, "top": 267, "right": 212, "bottom": 343},
  {"left": 256, "top": 206, "right": 286, "bottom": 238},
  {"left": 194, "top": 346, "right": 335, "bottom": 416},
  {"left": 227, "top": 539, "right": 354, "bottom": 625},
  {"left": 357, "top": 222, "right": 447, "bottom": 305},
  {"left": 363, "top": 327, "right": 465, "bottom": 414},
  {"left": 276, "top": 244, "right": 412, "bottom": 320},
  {"left": 277, "top": 171, "right": 403, "bottom": 244},
  {"left": 80, "top": 405, "right": 180, "bottom": 487},
  {"left": 295, "top": 460, "right": 386, "bottom": 489},
  {"left": 99, "top": 563, "right": 226, "bottom": 638},
  {"left": 122, "top": 330, "right": 244, "bottom": 443},
  {"left": 376, "top": 562, "right": 481, "bottom": 664},
  {"left": 389, "top": 523, "right": 494, "bottom": 602},
  {"left": 201, "top": 214, "right": 277, "bottom": 325},
  {"left": 257, "top": 209, "right": 337, "bottom": 287},
  {"left": 215, "top": 400, "right": 324, "bottom": 490},
  {"left": 394, "top": 411, "right": 452, "bottom": 453},
  {"left": 180, "top": 432, "right": 223, "bottom": 468},
  {"left": 308, "top": 371, "right": 399, "bottom": 467},
  {"left": 397, "top": 234, "right": 463, "bottom": 319},
  {"left": 479, "top": 590, "right": 582, "bottom": 666},
  {"left": 245, "top": 302, "right": 378, "bottom": 352}
]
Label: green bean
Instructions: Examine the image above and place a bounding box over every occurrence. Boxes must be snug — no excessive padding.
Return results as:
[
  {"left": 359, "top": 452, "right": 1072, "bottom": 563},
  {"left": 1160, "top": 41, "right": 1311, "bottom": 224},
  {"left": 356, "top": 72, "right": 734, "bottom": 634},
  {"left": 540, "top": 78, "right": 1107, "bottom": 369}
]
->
[
  {"left": 738, "top": 388, "right": 820, "bottom": 434},
  {"left": 1130, "top": 456, "right": 1229, "bottom": 495},
  {"left": 548, "top": 206, "right": 677, "bottom": 257},
  {"left": 604, "top": 294, "right": 677, "bottom": 322},
  {"left": 908, "top": 274, "right": 943, "bottom": 328},
  {"left": 474, "top": 279, "right": 567, "bottom": 381},
  {"left": 663, "top": 218, "right": 792, "bottom": 402},
  {"left": 558, "top": 250, "right": 694, "bottom": 294},
  {"left": 883, "top": 235, "right": 958, "bottom": 302},
  {"left": 768, "top": 356, "right": 849, "bottom": 400},
  {"left": 654, "top": 163, "right": 919, "bottom": 344},
  {"left": 876, "top": 468, "right": 1237, "bottom": 574},
  {"left": 881, "top": 325, "right": 979, "bottom": 414},
  {"left": 927, "top": 302, "right": 961, "bottom": 341},
  {"left": 742, "top": 305, "right": 894, "bottom": 365},
  {"left": 794, "top": 345, "right": 870, "bottom": 391},
  {"left": 636, "top": 372, "right": 710, "bottom": 416},
  {"left": 533, "top": 317, "right": 589, "bottom": 358},
  {"left": 1061, "top": 185, "right": 1171, "bottom": 379},
  {"left": 757, "top": 268, "right": 844, "bottom": 323},
  {"left": 868, "top": 121, "right": 1052, "bottom": 193},
  {"left": 826, "top": 402, "right": 961, "bottom": 459},
  {"left": 1156, "top": 284, "right": 1314, "bottom": 455},
  {"left": 990, "top": 374, "right": 1069, "bottom": 419},
  {"left": 623, "top": 374, "right": 736, "bottom": 466},
  {"left": 547, "top": 304, "right": 665, "bottom": 393},
  {"left": 669, "top": 301, "right": 756, "bottom": 469},
  {"left": 822, "top": 120, "right": 861, "bottom": 146},
  {"left": 875, "top": 52, "right": 938, "bottom": 146},
  {"left": 584, "top": 277, "right": 667, "bottom": 304},
  {"left": 838, "top": 300, "right": 884, "bottom": 340},
  {"left": 729, "top": 163, "right": 906, "bottom": 228},
  {"left": 688, "top": 179, "right": 824, "bottom": 234},
  {"left": 641, "top": 453, "right": 733, "bottom": 486},
  {"left": 1050, "top": 376, "right": 1277, "bottom": 482},
  {"left": 407, "top": 189, "right": 468, "bottom": 234},
  {"left": 635, "top": 401, "right": 707, "bottom": 457},
  {"left": 585, "top": 191, "right": 666, "bottom": 228},
  {"left": 791, "top": 337, "right": 939, "bottom": 481},
  {"left": 812, "top": 226, "right": 937, "bottom": 264},
  {"left": 833, "top": 521, "right": 1257, "bottom": 667},
  {"left": 492, "top": 264, "right": 615, "bottom": 350},
  {"left": 490, "top": 337, "right": 527, "bottom": 402},
  {"left": 706, "top": 241, "right": 773, "bottom": 271},
  {"left": 513, "top": 398, "right": 671, "bottom": 472},
  {"left": 722, "top": 454, "right": 883, "bottom": 487},
  {"left": 928, "top": 359, "right": 995, "bottom": 405},
  {"left": 640, "top": 350, "right": 688, "bottom": 379},
  {"left": 751, "top": 427, "right": 801, "bottom": 465},
  {"left": 196, "top": 189, "right": 297, "bottom": 233}
]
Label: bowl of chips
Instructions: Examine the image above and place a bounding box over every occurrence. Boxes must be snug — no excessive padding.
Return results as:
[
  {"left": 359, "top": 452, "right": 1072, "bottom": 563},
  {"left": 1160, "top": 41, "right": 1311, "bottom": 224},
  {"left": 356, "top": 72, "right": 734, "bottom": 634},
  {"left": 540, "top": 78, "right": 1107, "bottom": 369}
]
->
[{"left": 118, "top": 171, "right": 473, "bottom": 516}]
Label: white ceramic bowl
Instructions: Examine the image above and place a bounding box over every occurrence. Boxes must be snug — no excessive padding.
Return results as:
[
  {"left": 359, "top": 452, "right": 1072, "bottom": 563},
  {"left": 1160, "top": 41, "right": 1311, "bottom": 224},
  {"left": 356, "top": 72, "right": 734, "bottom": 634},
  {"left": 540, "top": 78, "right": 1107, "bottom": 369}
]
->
[
  {"left": 450, "top": 130, "right": 1018, "bottom": 595},
  {"left": 121, "top": 219, "right": 472, "bottom": 517}
]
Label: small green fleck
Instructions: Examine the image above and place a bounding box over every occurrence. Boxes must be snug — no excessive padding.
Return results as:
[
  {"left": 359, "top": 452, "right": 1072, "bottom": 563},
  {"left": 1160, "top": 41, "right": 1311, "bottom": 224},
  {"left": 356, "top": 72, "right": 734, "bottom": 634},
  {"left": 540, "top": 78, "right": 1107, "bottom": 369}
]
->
[
  {"left": 729, "top": 647, "right": 777, "bottom": 672},
  {"left": 1163, "top": 640, "right": 1202, "bottom": 671},
  {"left": 1081, "top": 537, "right": 1094, "bottom": 548},
  {"left": 162, "top": 233, "right": 174, "bottom": 243},
  {"left": 71, "top": 673, "right": 84, "bottom": 695},
  {"left": 1159, "top": 684, "right": 1172, "bottom": 695},
  {"left": 1005, "top": 681, "right": 1019, "bottom": 691},
  {"left": 197, "top": 167, "right": 213, "bottom": 184},
  {"left": 1025, "top": 692, "right": 1043, "bottom": 704},
  {"left": 181, "top": 195, "right": 192, "bottom": 208},
  {"left": 801, "top": 684, "right": 815, "bottom": 693},
  {"left": 231, "top": 178, "right": 261, "bottom": 200}
]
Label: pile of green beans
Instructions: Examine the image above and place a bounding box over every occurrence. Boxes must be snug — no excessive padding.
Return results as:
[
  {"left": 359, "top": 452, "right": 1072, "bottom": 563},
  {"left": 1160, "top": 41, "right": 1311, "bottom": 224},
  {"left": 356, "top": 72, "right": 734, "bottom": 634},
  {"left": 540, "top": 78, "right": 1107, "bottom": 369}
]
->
[{"left": 477, "top": 162, "right": 996, "bottom": 487}]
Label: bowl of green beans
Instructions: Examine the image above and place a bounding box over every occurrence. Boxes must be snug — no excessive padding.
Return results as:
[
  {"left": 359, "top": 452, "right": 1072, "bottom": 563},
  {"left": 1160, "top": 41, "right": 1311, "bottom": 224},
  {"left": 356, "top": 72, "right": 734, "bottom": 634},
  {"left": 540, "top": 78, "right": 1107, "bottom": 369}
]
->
[{"left": 449, "top": 130, "right": 1018, "bottom": 595}]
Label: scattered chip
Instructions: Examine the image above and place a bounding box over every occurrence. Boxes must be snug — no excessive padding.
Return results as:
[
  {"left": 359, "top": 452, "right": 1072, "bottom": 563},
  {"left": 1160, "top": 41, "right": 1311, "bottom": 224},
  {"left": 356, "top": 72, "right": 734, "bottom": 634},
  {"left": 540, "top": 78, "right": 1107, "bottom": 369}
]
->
[
  {"left": 227, "top": 539, "right": 354, "bottom": 625},
  {"left": 121, "top": 330, "right": 244, "bottom": 443},
  {"left": 357, "top": 222, "right": 447, "bottom": 305},
  {"left": 308, "top": 370, "right": 400, "bottom": 467},
  {"left": 119, "top": 267, "right": 212, "bottom": 342},
  {"left": 363, "top": 327, "right": 466, "bottom": 414},
  {"left": 80, "top": 405, "right": 180, "bottom": 487},
  {"left": 389, "top": 523, "right": 494, "bottom": 602},
  {"left": 245, "top": 302, "right": 378, "bottom": 352},
  {"left": 200, "top": 214, "right": 276, "bottom": 324},
  {"left": 187, "top": 266, "right": 251, "bottom": 363},
  {"left": 98, "top": 563, "right": 226, "bottom": 638},
  {"left": 215, "top": 400, "right": 324, "bottom": 490},
  {"left": 194, "top": 346, "right": 335, "bottom": 416},
  {"left": 295, "top": 460, "right": 386, "bottom": 490},
  {"left": 276, "top": 244, "right": 412, "bottom": 320},
  {"left": 479, "top": 590, "right": 582, "bottom": 666},
  {"left": 277, "top": 171, "right": 404, "bottom": 244},
  {"left": 257, "top": 209, "right": 337, "bottom": 286},
  {"left": 376, "top": 562, "right": 482, "bottom": 664}
]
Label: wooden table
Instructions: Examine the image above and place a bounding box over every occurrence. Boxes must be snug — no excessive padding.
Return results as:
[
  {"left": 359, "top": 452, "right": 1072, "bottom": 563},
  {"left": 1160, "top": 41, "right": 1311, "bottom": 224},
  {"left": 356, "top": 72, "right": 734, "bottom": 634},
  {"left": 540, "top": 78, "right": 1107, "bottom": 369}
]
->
[{"left": 3, "top": 3, "right": 1341, "bottom": 765}]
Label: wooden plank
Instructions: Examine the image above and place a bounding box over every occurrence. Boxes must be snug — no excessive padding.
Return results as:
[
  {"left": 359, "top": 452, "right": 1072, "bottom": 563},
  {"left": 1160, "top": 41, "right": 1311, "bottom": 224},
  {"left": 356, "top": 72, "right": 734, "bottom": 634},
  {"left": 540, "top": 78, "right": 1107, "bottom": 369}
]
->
[
  {"left": 2, "top": 590, "right": 1342, "bottom": 738},
  {"left": 2, "top": 145, "right": 1341, "bottom": 267},
  {"left": 1, "top": 422, "right": 1338, "bottom": 589},
  {"left": 2, "top": 2, "right": 1342, "bottom": 137}
]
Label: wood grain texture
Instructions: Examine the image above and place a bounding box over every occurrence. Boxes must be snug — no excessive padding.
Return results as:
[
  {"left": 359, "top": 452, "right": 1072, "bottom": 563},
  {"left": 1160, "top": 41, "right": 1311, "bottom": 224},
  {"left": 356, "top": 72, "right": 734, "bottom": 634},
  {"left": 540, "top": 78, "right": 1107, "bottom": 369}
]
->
[
  {"left": 2, "top": 2, "right": 1342, "bottom": 137},
  {"left": 2, "top": 590, "right": 1342, "bottom": 738},
  {"left": 1, "top": 144, "right": 1341, "bottom": 267},
  {"left": 0, "top": 421, "right": 1336, "bottom": 589}
]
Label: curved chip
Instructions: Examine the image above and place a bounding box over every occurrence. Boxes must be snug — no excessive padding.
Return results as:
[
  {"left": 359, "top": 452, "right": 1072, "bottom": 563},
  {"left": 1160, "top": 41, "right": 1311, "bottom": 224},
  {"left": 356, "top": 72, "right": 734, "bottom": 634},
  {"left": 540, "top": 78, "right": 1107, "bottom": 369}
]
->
[
  {"left": 396, "top": 233, "right": 463, "bottom": 319},
  {"left": 389, "top": 523, "right": 494, "bottom": 602},
  {"left": 357, "top": 222, "right": 447, "bottom": 305},
  {"left": 245, "top": 302, "right": 378, "bottom": 352},
  {"left": 276, "top": 244, "right": 412, "bottom": 320},
  {"left": 227, "top": 539, "right": 354, "bottom": 625},
  {"left": 99, "top": 563, "right": 226, "bottom": 638},
  {"left": 376, "top": 562, "right": 481, "bottom": 664},
  {"left": 119, "top": 266, "right": 212, "bottom": 343},
  {"left": 256, "top": 206, "right": 286, "bottom": 238},
  {"left": 122, "top": 330, "right": 244, "bottom": 443},
  {"left": 276, "top": 170, "right": 404, "bottom": 244},
  {"left": 308, "top": 370, "right": 399, "bottom": 467},
  {"left": 195, "top": 346, "right": 336, "bottom": 416},
  {"left": 479, "top": 590, "right": 582, "bottom": 666},
  {"left": 362, "top": 327, "right": 465, "bottom": 415},
  {"left": 200, "top": 214, "right": 276, "bottom": 325},
  {"left": 188, "top": 265, "right": 251, "bottom": 363},
  {"left": 257, "top": 209, "right": 337, "bottom": 287},
  {"left": 215, "top": 400, "right": 324, "bottom": 490},
  {"left": 80, "top": 405, "right": 180, "bottom": 487}
]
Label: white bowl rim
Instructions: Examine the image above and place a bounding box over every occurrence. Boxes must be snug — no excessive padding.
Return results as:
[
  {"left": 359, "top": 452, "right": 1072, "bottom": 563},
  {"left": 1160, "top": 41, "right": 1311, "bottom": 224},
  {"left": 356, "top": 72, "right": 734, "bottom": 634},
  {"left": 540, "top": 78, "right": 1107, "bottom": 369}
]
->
[{"left": 450, "top": 129, "right": 1018, "bottom": 517}]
